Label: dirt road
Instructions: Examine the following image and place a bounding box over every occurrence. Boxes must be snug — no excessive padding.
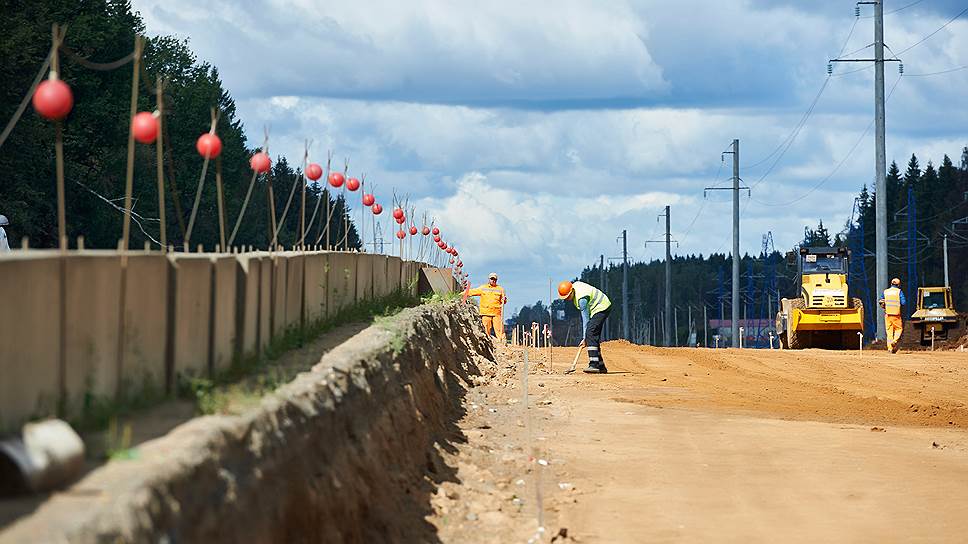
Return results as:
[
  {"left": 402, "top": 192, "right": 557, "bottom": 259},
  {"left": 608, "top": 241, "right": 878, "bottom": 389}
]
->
[{"left": 433, "top": 342, "right": 968, "bottom": 542}]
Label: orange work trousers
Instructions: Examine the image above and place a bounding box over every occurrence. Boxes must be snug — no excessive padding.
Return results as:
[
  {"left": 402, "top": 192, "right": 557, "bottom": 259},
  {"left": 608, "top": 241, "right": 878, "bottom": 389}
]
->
[
  {"left": 885, "top": 314, "right": 903, "bottom": 353},
  {"left": 482, "top": 315, "right": 505, "bottom": 342}
]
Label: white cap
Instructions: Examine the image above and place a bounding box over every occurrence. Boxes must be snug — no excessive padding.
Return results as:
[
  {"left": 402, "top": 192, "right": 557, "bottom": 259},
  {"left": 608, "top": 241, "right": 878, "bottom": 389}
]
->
[
  {"left": 0, "top": 215, "right": 7, "bottom": 226},
  {"left": 488, "top": 272, "right": 498, "bottom": 279}
]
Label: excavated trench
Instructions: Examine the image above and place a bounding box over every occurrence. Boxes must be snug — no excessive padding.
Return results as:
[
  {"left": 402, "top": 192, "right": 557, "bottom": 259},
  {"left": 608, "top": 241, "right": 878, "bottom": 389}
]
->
[{"left": 1, "top": 302, "right": 493, "bottom": 544}]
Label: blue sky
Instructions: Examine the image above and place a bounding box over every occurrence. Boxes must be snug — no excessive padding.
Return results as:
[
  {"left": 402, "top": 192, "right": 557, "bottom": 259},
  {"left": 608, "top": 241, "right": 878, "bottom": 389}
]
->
[{"left": 132, "top": 0, "right": 968, "bottom": 313}]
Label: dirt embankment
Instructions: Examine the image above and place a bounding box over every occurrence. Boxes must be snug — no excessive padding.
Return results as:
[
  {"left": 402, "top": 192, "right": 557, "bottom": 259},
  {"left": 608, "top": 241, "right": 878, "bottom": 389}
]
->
[{"left": 1, "top": 303, "right": 494, "bottom": 544}]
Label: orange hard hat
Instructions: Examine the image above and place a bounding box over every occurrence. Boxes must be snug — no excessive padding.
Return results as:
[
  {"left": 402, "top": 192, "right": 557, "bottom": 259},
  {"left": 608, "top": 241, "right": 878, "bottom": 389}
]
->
[
  {"left": 557, "top": 280, "right": 574, "bottom": 298},
  {"left": 891, "top": 277, "right": 901, "bottom": 285}
]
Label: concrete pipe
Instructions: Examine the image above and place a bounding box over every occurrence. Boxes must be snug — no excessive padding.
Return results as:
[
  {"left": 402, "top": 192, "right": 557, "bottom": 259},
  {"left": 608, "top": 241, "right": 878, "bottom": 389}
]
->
[{"left": 0, "top": 419, "right": 85, "bottom": 496}]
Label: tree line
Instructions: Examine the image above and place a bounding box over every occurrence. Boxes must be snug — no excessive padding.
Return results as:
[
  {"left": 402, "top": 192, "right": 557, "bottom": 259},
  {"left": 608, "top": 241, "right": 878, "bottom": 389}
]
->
[{"left": 0, "top": 0, "right": 359, "bottom": 251}]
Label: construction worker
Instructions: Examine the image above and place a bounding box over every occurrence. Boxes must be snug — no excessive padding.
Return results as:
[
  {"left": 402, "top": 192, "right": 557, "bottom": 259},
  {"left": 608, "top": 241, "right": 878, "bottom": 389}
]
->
[
  {"left": 0, "top": 215, "right": 9, "bottom": 252},
  {"left": 465, "top": 272, "right": 507, "bottom": 342},
  {"left": 878, "top": 277, "right": 906, "bottom": 353},
  {"left": 558, "top": 280, "right": 612, "bottom": 374}
]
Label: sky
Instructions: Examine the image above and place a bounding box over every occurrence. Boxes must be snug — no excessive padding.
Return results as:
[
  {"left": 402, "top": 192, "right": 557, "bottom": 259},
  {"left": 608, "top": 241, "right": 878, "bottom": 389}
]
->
[{"left": 131, "top": 0, "right": 968, "bottom": 314}]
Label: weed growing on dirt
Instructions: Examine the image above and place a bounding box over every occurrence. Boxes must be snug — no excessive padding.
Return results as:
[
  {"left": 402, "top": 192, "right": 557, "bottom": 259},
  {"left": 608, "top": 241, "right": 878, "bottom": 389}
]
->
[{"left": 177, "top": 289, "right": 421, "bottom": 415}]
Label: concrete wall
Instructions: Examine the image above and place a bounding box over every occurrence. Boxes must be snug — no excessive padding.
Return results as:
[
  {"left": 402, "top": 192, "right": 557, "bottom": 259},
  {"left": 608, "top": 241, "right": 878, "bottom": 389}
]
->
[
  {"left": 0, "top": 253, "right": 62, "bottom": 430},
  {"left": 211, "top": 256, "right": 238, "bottom": 374},
  {"left": 63, "top": 252, "right": 123, "bottom": 415},
  {"left": 0, "top": 250, "right": 449, "bottom": 430},
  {"left": 121, "top": 254, "right": 170, "bottom": 400},
  {"left": 170, "top": 255, "right": 213, "bottom": 379},
  {"left": 303, "top": 253, "right": 329, "bottom": 324}
]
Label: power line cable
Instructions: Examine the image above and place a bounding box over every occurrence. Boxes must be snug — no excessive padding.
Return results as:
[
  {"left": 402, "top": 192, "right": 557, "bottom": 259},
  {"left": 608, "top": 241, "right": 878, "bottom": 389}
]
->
[
  {"left": 896, "top": 6, "right": 968, "bottom": 56},
  {"left": 750, "top": 74, "right": 903, "bottom": 208},
  {"left": 744, "top": 17, "right": 860, "bottom": 171},
  {"left": 902, "top": 65, "right": 968, "bottom": 76},
  {"left": 860, "top": 0, "right": 927, "bottom": 18}
]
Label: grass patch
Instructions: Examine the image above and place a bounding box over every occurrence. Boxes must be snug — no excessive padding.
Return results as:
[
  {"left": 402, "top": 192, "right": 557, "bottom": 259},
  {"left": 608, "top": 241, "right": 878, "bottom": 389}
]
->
[{"left": 178, "top": 289, "right": 422, "bottom": 415}]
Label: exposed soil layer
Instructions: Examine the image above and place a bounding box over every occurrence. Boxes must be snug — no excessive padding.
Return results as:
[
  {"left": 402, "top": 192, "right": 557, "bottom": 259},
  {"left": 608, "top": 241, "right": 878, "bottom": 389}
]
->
[
  {"left": 433, "top": 341, "right": 968, "bottom": 543},
  {"left": 1, "top": 303, "right": 493, "bottom": 544}
]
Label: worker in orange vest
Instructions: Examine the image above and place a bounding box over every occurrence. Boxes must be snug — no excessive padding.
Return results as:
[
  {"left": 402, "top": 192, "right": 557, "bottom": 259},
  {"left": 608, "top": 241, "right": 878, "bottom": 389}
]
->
[
  {"left": 878, "top": 277, "right": 906, "bottom": 353},
  {"left": 465, "top": 272, "right": 508, "bottom": 342}
]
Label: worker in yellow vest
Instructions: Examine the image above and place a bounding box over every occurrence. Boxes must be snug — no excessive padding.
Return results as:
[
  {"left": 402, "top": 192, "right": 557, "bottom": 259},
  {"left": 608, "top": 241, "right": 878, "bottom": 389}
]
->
[
  {"left": 465, "top": 272, "right": 508, "bottom": 342},
  {"left": 558, "top": 280, "right": 612, "bottom": 374},
  {"left": 878, "top": 277, "right": 906, "bottom": 353}
]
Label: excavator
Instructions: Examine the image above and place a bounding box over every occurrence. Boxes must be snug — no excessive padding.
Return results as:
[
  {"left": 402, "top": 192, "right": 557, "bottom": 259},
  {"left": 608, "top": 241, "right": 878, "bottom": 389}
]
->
[{"left": 776, "top": 246, "right": 864, "bottom": 349}]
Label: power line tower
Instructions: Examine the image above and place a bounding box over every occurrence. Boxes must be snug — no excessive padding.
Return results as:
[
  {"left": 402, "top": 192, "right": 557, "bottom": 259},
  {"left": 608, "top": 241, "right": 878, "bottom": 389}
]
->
[{"left": 830, "top": 2, "right": 901, "bottom": 340}]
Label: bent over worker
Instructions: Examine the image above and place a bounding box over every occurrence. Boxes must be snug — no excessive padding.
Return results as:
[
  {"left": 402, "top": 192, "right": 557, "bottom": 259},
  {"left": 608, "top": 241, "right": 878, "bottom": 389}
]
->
[
  {"left": 879, "top": 277, "right": 906, "bottom": 353},
  {"left": 465, "top": 272, "right": 507, "bottom": 342},
  {"left": 558, "top": 280, "right": 612, "bottom": 374}
]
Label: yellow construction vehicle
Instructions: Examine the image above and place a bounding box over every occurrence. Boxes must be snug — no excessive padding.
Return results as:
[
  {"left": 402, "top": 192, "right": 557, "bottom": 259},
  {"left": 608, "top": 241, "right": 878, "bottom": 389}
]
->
[
  {"left": 776, "top": 246, "right": 864, "bottom": 349},
  {"left": 909, "top": 287, "right": 962, "bottom": 346}
]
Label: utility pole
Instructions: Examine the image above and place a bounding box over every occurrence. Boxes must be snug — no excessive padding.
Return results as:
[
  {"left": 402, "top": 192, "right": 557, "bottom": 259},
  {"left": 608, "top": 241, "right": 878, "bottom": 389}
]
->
[
  {"left": 646, "top": 206, "right": 676, "bottom": 346},
  {"left": 703, "top": 304, "right": 708, "bottom": 348},
  {"left": 622, "top": 229, "right": 629, "bottom": 341},
  {"left": 731, "top": 139, "right": 739, "bottom": 347},
  {"left": 873, "top": 0, "right": 888, "bottom": 341},
  {"left": 943, "top": 234, "right": 949, "bottom": 288},
  {"left": 603, "top": 260, "right": 609, "bottom": 341},
  {"left": 706, "top": 139, "right": 747, "bottom": 347},
  {"left": 831, "top": 2, "right": 900, "bottom": 340}
]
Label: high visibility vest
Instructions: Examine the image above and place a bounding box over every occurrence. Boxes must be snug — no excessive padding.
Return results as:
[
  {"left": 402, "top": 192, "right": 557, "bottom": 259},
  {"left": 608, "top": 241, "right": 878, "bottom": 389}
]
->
[
  {"left": 468, "top": 284, "right": 506, "bottom": 316},
  {"left": 883, "top": 287, "right": 902, "bottom": 316},
  {"left": 572, "top": 281, "right": 611, "bottom": 316}
]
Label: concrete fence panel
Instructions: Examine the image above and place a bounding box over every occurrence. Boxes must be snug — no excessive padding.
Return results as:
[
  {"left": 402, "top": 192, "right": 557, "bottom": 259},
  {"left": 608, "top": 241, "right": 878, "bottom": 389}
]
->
[
  {"left": 63, "top": 252, "right": 122, "bottom": 415},
  {"left": 0, "top": 253, "right": 62, "bottom": 430},
  {"left": 271, "top": 254, "right": 289, "bottom": 338},
  {"left": 303, "top": 252, "right": 329, "bottom": 323},
  {"left": 121, "top": 254, "right": 170, "bottom": 400},
  {"left": 355, "top": 253, "right": 374, "bottom": 303},
  {"left": 372, "top": 255, "right": 389, "bottom": 300},
  {"left": 387, "top": 256, "right": 403, "bottom": 295},
  {"left": 235, "top": 253, "right": 261, "bottom": 360},
  {"left": 327, "top": 252, "right": 357, "bottom": 312},
  {"left": 170, "top": 255, "right": 213, "bottom": 379},
  {"left": 211, "top": 255, "right": 238, "bottom": 374},
  {"left": 258, "top": 254, "right": 272, "bottom": 354},
  {"left": 284, "top": 252, "right": 305, "bottom": 332}
]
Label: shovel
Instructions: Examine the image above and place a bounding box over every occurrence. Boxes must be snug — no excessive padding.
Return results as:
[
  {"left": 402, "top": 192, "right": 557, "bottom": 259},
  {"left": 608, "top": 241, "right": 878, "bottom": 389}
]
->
[{"left": 564, "top": 344, "right": 586, "bottom": 374}]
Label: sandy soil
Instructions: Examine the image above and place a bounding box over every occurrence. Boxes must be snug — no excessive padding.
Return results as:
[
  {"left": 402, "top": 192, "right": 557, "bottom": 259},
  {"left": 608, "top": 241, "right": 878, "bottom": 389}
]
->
[{"left": 434, "top": 342, "right": 968, "bottom": 543}]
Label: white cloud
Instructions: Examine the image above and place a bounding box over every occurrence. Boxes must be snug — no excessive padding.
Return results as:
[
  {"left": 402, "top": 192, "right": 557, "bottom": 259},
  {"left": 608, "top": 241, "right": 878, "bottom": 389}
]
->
[{"left": 130, "top": 0, "right": 968, "bottom": 311}]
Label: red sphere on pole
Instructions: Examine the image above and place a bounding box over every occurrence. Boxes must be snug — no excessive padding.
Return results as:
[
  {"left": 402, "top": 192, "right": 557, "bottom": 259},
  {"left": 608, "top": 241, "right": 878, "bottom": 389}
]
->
[
  {"left": 32, "top": 78, "right": 74, "bottom": 120},
  {"left": 371, "top": 203, "right": 383, "bottom": 215},
  {"left": 196, "top": 133, "right": 222, "bottom": 159},
  {"left": 433, "top": 235, "right": 441, "bottom": 243},
  {"left": 395, "top": 216, "right": 405, "bottom": 225},
  {"left": 305, "top": 163, "right": 323, "bottom": 181},
  {"left": 346, "top": 177, "right": 360, "bottom": 191},
  {"left": 421, "top": 226, "right": 431, "bottom": 236},
  {"left": 396, "top": 230, "right": 406, "bottom": 240},
  {"left": 392, "top": 208, "right": 404, "bottom": 220},
  {"left": 362, "top": 193, "right": 375, "bottom": 206},
  {"left": 131, "top": 112, "right": 159, "bottom": 144},
  {"left": 409, "top": 226, "right": 418, "bottom": 235},
  {"left": 250, "top": 152, "right": 271, "bottom": 173},
  {"left": 328, "top": 172, "right": 345, "bottom": 187},
  {"left": 432, "top": 227, "right": 440, "bottom": 235}
]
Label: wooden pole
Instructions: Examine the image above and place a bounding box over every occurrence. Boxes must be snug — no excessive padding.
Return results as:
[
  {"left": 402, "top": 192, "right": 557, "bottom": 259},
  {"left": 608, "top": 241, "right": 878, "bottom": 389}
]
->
[
  {"left": 52, "top": 25, "right": 67, "bottom": 250},
  {"left": 215, "top": 155, "right": 226, "bottom": 251},
  {"left": 155, "top": 77, "right": 167, "bottom": 250},
  {"left": 120, "top": 35, "right": 143, "bottom": 256}
]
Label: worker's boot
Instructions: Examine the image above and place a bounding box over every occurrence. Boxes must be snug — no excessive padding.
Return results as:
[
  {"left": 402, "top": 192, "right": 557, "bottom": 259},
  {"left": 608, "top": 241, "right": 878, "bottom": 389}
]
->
[{"left": 583, "top": 362, "right": 608, "bottom": 374}]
